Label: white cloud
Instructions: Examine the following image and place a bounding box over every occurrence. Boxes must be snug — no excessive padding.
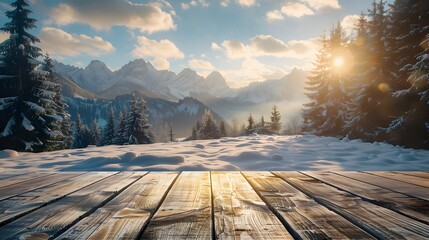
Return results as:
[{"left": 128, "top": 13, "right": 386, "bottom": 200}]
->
[
  {"left": 181, "top": 3, "right": 190, "bottom": 9},
  {"left": 301, "top": 0, "right": 340, "bottom": 10},
  {"left": 221, "top": 58, "right": 286, "bottom": 87},
  {"left": 266, "top": 10, "right": 284, "bottom": 22},
  {"left": 218, "top": 35, "right": 319, "bottom": 59},
  {"left": 220, "top": 0, "right": 230, "bottom": 7},
  {"left": 0, "top": 2, "right": 13, "bottom": 12},
  {"left": 38, "top": 27, "right": 115, "bottom": 57},
  {"left": 281, "top": 3, "right": 314, "bottom": 18},
  {"left": 0, "top": 32, "right": 10, "bottom": 43},
  {"left": 181, "top": 0, "right": 209, "bottom": 9},
  {"left": 211, "top": 42, "right": 222, "bottom": 50},
  {"left": 188, "top": 58, "right": 214, "bottom": 70},
  {"left": 237, "top": 0, "right": 256, "bottom": 7},
  {"left": 132, "top": 36, "right": 184, "bottom": 70},
  {"left": 47, "top": 0, "right": 175, "bottom": 33},
  {"left": 341, "top": 14, "right": 361, "bottom": 35}
]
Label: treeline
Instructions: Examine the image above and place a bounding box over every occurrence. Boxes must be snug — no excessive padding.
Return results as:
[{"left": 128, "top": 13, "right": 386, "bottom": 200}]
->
[
  {"left": 303, "top": 0, "right": 429, "bottom": 149},
  {"left": 72, "top": 92, "right": 153, "bottom": 148}
]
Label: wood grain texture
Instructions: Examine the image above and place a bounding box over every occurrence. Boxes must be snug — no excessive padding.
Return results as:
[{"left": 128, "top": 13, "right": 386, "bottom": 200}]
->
[
  {"left": 212, "top": 172, "right": 293, "bottom": 240},
  {"left": 0, "top": 172, "right": 83, "bottom": 201},
  {"left": 273, "top": 171, "right": 429, "bottom": 239},
  {"left": 0, "top": 172, "right": 56, "bottom": 188},
  {"left": 57, "top": 172, "right": 178, "bottom": 240},
  {"left": 0, "top": 172, "right": 31, "bottom": 181},
  {"left": 306, "top": 171, "right": 429, "bottom": 225},
  {"left": 395, "top": 172, "right": 429, "bottom": 179},
  {"left": 140, "top": 172, "right": 212, "bottom": 239},
  {"left": 0, "top": 172, "right": 114, "bottom": 227},
  {"left": 364, "top": 171, "right": 429, "bottom": 188},
  {"left": 0, "top": 172, "right": 145, "bottom": 240},
  {"left": 335, "top": 171, "right": 429, "bottom": 201},
  {"left": 243, "top": 172, "right": 373, "bottom": 240}
]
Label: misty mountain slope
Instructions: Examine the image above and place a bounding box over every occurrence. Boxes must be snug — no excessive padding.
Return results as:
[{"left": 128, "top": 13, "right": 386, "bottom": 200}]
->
[{"left": 56, "top": 73, "right": 98, "bottom": 99}]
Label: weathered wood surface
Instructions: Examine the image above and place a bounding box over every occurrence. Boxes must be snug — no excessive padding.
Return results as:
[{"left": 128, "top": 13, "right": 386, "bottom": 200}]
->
[
  {"left": 335, "top": 171, "right": 429, "bottom": 201},
  {"left": 0, "top": 172, "right": 31, "bottom": 181},
  {"left": 212, "top": 172, "right": 293, "bottom": 239},
  {"left": 0, "top": 171, "right": 427, "bottom": 239},
  {"left": 0, "top": 172, "right": 145, "bottom": 240},
  {"left": 243, "top": 172, "right": 373, "bottom": 239},
  {"left": 364, "top": 171, "right": 429, "bottom": 188},
  {"left": 305, "top": 171, "right": 429, "bottom": 224},
  {"left": 57, "top": 172, "right": 177, "bottom": 240},
  {"left": 273, "top": 172, "right": 429, "bottom": 239},
  {"left": 0, "top": 172, "right": 114, "bottom": 227},
  {"left": 140, "top": 172, "right": 212, "bottom": 239},
  {"left": 0, "top": 172, "right": 83, "bottom": 201}
]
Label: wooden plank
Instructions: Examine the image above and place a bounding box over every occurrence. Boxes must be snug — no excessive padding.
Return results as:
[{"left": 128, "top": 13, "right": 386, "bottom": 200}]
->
[
  {"left": 0, "top": 172, "right": 83, "bottom": 201},
  {"left": 141, "top": 172, "right": 212, "bottom": 239},
  {"left": 364, "top": 171, "right": 429, "bottom": 188},
  {"left": 57, "top": 172, "right": 178, "bottom": 240},
  {"left": 395, "top": 172, "right": 429, "bottom": 180},
  {"left": 0, "top": 172, "right": 145, "bottom": 239},
  {"left": 212, "top": 172, "right": 293, "bottom": 239},
  {"left": 243, "top": 172, "right": 373, "bottom": 239},
  {"left": 0, "top": 172, "right": 56, "bottom": 188},
  {"left": 0, "top": 172, "right": 115, "bottom": 227},
  {"left": 306, "top": 171, "right": 429, "bottom": 225},
  {"left": 273, "top": 171, "right": 429, "bottom": 239},
  {"left": 335, "top": 171, "right": 429, "bottom": 201},
  {"left": 0, "top": 172, "right": 31, "bottom": 181}
]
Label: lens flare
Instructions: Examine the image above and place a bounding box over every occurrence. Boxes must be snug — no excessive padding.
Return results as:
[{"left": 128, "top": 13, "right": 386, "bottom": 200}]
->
[{"left": 333, "top": 57, "right": 344, "bottom": 67}]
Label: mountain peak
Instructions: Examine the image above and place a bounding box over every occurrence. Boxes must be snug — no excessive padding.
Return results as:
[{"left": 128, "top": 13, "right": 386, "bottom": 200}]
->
[{"left": 86, "top": 60, "right": 111, "bottom": 72}]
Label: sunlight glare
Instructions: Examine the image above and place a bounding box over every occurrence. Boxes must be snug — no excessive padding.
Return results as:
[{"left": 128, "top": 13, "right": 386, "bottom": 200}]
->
[{"left": 333, "top": 57, "right": 344, "bottom": 68}]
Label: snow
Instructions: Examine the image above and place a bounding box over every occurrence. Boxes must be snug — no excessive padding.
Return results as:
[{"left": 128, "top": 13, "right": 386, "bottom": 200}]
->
[
  {"left": 0, "top": 135, "right": 428, "bottom": 172},
  {"left": 0, "top": 150, "right": 19, "bottom": 159}
]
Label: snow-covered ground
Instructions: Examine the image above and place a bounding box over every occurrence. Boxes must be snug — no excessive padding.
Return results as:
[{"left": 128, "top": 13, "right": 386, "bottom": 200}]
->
[{"left": 1, "top": 135, "right": 428, "bottom": 171}]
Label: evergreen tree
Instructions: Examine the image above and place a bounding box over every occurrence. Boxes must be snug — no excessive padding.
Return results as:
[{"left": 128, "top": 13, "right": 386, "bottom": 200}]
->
[
  {"left": 168, "top": 123, "right": 174, "bottom": 142},
  {"left": 198, "top": 109, "right": 220, "bottom": 139},
  {"left": 127, "top": 92, "right": 152, "bottom": 144},
  {"left": 219, "top": 120, "right": 226, "bottom": 137},
  {"left": 113, "top": 110, "right": 127, "bottom": 145},
  {"left": 0, "top": 0, "right": 63, "bottom": 152},
  {"left": 191, "top": 126, "right": 198, "bottom": 140},
  {"left": 90, "top": 117, "right": 101, "bottom": 146},
  {"left": 270, "top": 105, "right": 282, "bottom": 133},
  {"left": 247, "top": 113, "right": 254, "bottom": 133},
  {"left": 101, "top": 106, "right": 115, "bottom": 146},
  {"left": 72, "top": 113, "right": 90, "bottom": 148},
  {"left": 261, "top": 116, "right": 265, "bottom": 128}
]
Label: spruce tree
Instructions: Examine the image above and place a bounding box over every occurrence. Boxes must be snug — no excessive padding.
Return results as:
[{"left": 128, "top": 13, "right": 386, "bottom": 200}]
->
[
  {"left": 247, "top": 113, "right": 254, "bottom": 133},
  {"left": 101, "top": 106, "right": 115, "bottom": 146},
  {"left": 261, "top": 116, "right": 265, "bottom": 128},
  {"left": 191, "top": 126, "right": 198, "bottom": 140},
  {"left": 72, "top": 113, "right": 90, "bottom": 148},
  {"left": 219, "top": 120, "right": 226, "bottom": 137},
  {"left": 168, "top": 123, "right": 174, "bottom": 142},
  {"left": 0, "top": 0, "right": 63, "bottom": 152},
  {"left": 90, "top": 117, "right": 101, "bottom": 146},
  {"left": 199, "top": 109, "right": 220, "bottom": 139},
  {"left": 113, "top": 110, "right": 127, "bottom": 145},
  {"left": 270, "top": 105, "right": 281, "bottom": 133},
  {"left": 127, "top": 92, "right": 152, "bottom": 144}
]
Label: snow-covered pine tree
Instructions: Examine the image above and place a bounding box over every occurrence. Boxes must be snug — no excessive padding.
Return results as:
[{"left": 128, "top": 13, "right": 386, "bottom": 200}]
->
[
  {"left": 270, "top": 105, "right": 281, "bottom": 133},
  {"left": 127, "top": 92, "right": 152, "bottom": 144},
  {"left": 168, "top": 123, "right": 174, "bottom": 142},
  {"left": 198, "top": 109, "right": 220, "bottom": 139},
  {"left": 42, "top": 53, "right": 73, "bottom": 149},
  {"left": 302, "top": 34, "right": 330, "bottom": 134},
  {"left": 191, "top": 126, "right": 198, "bottom": 140},
  {"left": 0, "top": 0, "right": 63, "bottom": 152},
  {"left": 113, "top": 110, "right": 127, "bottom": 145},
  {"left": 101, "top": 106, "right": 115, "bottom": 146},
  {"left": 90, "top": 117, "right": 101, "bottom": 146},
  {"left": 72, "top": 113, "right": 90, "bottom": 148},
  {"left": 247, "top": 113, "right": 254, "bottom": 133},
  {"left": 219, "top": 120, "right": 226, "bottom": 137}
]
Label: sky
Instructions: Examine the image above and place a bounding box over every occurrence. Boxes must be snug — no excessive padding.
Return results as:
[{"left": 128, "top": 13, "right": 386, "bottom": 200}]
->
[{"left": 0, "top": 0, "right": 393, "bottom": 87}]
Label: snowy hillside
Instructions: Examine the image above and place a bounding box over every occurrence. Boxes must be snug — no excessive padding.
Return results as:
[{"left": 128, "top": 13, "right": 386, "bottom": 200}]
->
[{"left": 1, "top": 135, "right": 428, "bottom": 171}]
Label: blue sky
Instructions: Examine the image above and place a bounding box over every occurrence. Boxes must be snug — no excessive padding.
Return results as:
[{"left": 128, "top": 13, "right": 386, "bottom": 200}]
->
[{"left": 0, "top": 0, "right": 393, "bottom": 87}]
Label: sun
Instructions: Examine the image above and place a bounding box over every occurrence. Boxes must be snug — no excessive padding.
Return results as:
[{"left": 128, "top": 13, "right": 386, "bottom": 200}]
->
[{"left": 333, "top": 56, "right": 344, "bottom": 68}]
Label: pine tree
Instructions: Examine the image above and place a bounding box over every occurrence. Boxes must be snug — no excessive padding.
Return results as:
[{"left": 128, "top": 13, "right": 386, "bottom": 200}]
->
[
  {"left": 247, "top": 113, "right": 254, "bottom": 133},
  {"left": 261, "top": 116, "right": 265, "bottom": 128},
  {"left": 219, "top": 120, "right": 226, "bottom": 137},
  {"left": 191, "top": 126, "right": 198, "bottom": 140},
  {"left": 72, "top": 113, "right": 90, "bottom": 148},
  {"left": 101, "top": 106, "right": 115, "bottom": 146},
  {"left": 127, "top": 92, "right": 152, "bottom": 144},
  {"left": 198, "top": 109, "right": 220, "bottom": 139},
  {"left": 168, "top": 123, "right": 174, "bottom": 142},
  {"left": 270, "top": 105, "right": 281, "bottom": 133},
  {"left": 113, "top": 110, "right": 127, "bottom": 145},
  {"left": 90, "top": 117, "right": 101, "bottom": 146},
  {"left": 0, "top": 0, "right": 63, "bottom": 152}
]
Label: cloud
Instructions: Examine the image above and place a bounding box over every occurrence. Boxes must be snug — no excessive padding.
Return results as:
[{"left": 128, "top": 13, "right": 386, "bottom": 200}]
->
[
  {"left": 266, "top": 10, "right": 284, "bottom": 22},
  {"left": 301, "top": 0, "right": 340, "bottom": 10},
  {"left": 38, "top": 27, "right": 115, "bottom": 57},
  {"left": 181, "top": 3, "right": 190, "bottom": 9},
  {"left": 0, "top": 32, "right": 10, "bottom": 43},
  {"left": 0, "top": 2, "right": 13, "bottom": 12},
  {"left": 181, "top": 0, "right": 209, "bottom": 9},
  {"left": 218, "top": 35, "right": 319, "bottom": 59},
  {"left": 132, "top": 36, "right": 184, "bottom": 70},
  {"left": 341, "top": 14, "right": 361, "bottom": 35},
  {"left": 211, "top": 42, "right": 222, "bottom": 50},
  {"left": 237, "top": 0, "right": 256, "bottom": 7},
  {"left": 281, "top": 3, "right": 314, "bottom": 18},
  {"left": 188, "top": 58, "right": 214, "bottom": 70},
  {"left": 48, "top": 0, "right": 175, "bottom": 33},
  {"left": 221, "top": 58, "right": 286, "bottom": 87}
]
